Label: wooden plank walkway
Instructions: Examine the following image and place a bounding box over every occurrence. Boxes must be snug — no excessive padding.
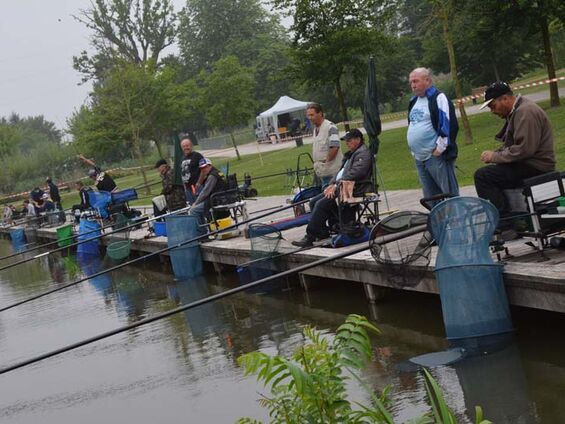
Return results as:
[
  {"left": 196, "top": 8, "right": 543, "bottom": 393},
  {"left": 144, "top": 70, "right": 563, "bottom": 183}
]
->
[{"left": 3, "top": 186, "right": 565, "bottom": 313}]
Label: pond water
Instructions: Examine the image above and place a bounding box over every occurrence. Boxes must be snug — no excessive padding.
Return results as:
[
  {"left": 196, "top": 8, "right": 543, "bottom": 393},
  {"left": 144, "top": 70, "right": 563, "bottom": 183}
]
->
[{"left": 0, "top": 238, "right": 564, "bottom": 423}]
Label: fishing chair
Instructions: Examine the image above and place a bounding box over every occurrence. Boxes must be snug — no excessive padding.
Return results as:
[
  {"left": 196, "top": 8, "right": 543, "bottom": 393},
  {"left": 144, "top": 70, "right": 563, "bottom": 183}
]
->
[
  {"left": 335, "top": 158, "right": 380, "bottom": 231},
  {"left": 87, "top": 189, "right": 142, "bottom": 227},
  {"left": 517, "top": 171, "right": 565, "bottom": 252},
  {"left": 208, "top": 174, "right": 248, "bottom": 238}
]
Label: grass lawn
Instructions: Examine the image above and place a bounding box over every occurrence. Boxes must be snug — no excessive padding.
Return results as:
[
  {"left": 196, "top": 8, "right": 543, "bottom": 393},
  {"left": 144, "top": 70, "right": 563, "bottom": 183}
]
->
[{"left": 60, "top": 98, "right": 565, "bottom": 209}]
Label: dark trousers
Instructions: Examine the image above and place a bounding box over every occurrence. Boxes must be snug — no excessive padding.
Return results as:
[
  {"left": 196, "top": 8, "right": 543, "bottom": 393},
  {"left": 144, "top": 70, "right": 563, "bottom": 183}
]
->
[
  {"left": 474, "top": 163, "right": 544, "bottom": 216},
  {"left": 306, "top": 196, "right": 356, "bottom": 239}
]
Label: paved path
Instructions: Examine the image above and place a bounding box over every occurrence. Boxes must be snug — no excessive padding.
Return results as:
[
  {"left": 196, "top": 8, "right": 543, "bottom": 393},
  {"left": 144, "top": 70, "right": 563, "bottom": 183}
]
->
[{"left": 202, "top": 88, "right": 564, "bottom": 159}]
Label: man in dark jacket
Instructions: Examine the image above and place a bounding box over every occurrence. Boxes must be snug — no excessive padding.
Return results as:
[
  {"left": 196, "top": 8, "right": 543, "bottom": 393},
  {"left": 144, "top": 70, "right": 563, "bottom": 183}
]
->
[
  {"left": 474, "top": 81, "right": 555, "bottom": 223},
  {"left": 189, "top": 158, "right": 227, "bottom": 236},
  {"left": 46, "top": 177, "right": 61, "bottom": 210},
  {"left": 180, "top": 137, "right": 204, "bottom": 204},
  {"left": 292, "top": 129, "right": 373, "bottom": 247},
  {"left": 78, "top": 154, "right": 118, "bottom": 192},
  {"left": 155, "top": 159, "right": 186, "bottom": 213}
]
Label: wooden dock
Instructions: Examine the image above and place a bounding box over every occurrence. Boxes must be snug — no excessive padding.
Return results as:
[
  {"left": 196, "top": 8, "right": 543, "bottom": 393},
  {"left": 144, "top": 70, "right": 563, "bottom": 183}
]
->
[{"left": 3, "top": 187, "right": 565, "bottom": 314}]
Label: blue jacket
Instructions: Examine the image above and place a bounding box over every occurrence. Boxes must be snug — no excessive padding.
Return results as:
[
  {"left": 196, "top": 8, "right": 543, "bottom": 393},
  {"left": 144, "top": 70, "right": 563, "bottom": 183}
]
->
[{"left": 408, "top": 86, "right": 459, "bottom": 161}]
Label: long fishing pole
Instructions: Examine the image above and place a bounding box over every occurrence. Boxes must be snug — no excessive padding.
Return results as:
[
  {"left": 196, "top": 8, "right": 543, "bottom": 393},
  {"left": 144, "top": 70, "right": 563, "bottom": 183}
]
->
[
  {"left": 0, "top": 204, "right": 192, "bottom": 263},
  {"left": 0, "top": 205, "right": 194, "bottom": 272},
  {"left": 236, "top": 241, "right": 324, "bottom": 271},
  {"left": 0, "top": 223, "right": 426, "bottom": 376},
  {"left": 0, "top": 199, "right": 310, "bottom": 312},
  {"left": 250, "top": 167, "right": 314, "bottom": 181}
]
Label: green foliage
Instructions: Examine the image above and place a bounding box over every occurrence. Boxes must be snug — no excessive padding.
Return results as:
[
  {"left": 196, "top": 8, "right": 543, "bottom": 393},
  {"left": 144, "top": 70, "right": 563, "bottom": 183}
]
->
[
  {"left": 73, "top": 0, "right": 178, "bottom": 82},
  {"left": 237, "top": 314, "right": 492, "bottom": 424},
  {"left": 199, "top": 56, "right": 256, "bottom": 130},
  {"left": 237, "top": 314, "right": 382, "bottom": 423}
]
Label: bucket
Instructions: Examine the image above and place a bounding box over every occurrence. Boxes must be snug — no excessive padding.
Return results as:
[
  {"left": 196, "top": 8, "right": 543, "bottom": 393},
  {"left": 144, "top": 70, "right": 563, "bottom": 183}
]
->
[
  {"left": 106, "top": 240, "right": 131, "bottom": 261},
  {"left": 166, "top": 215, "right": 203, "bottom": 279},
  {"left": 56, "top": 224, "right": 74, "bottom": 247},
  {"left": 77, "top": 219, "right": 101, "bottom": 255},
  {"left": 154, "top": 221, "right": 167, "bottom": 237},
  {"left": 10, "top": 228, "right": 27, "bottom": 250},
  {"left": 10, "top": 228, "right": 26, "bottom": 244}
]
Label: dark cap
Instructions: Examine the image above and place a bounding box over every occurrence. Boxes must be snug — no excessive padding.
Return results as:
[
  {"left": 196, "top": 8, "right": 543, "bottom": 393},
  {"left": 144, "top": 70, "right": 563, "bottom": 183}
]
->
[
  {"left": 480, "top": 81, "right": 512, "bottom": 109},
  {"left": 340, "top": 128, "right": 364, "bottom": 141},
  {"left": 154, "top": 158, "right": 168, "bottom": 169}
]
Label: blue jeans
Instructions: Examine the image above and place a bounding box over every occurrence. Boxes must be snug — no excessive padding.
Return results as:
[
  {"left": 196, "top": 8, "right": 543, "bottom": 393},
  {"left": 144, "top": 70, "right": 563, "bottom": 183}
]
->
[
  {"left": 188, "top": 202, "right": 208, "bottom": 235},
  {"left": 185, "top": 185, "right": 203, "bottom": 205},
  {"left": 415, "top": 155, "right": 459, "bottom": 204}
]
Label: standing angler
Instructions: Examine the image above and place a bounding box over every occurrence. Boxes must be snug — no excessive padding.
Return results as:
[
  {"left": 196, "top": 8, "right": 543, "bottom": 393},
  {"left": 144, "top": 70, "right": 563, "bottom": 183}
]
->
[{"left": 407, "top": 67, "right": 459, "bottom": 204}]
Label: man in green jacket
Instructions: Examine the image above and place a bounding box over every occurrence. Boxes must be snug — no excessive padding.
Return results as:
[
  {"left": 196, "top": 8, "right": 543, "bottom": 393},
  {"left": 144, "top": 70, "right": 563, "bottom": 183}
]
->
[{"left": 474, "top": 81, "right": 555, "bottom": 224}]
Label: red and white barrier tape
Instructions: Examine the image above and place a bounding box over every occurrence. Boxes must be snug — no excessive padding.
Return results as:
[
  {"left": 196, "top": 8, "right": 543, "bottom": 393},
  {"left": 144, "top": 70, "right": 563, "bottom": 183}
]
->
[{"left": 457, "top": 76, "right": 565, "bottom": 104}]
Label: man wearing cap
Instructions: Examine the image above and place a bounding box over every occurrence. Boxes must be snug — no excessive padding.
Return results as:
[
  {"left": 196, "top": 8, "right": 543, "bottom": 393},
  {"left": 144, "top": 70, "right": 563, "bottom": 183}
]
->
[
  {"left": 154, "top": 159, "right": 186, "bottom": 214},
  {"left": 180, "top": 137, "right": 204, "bottom": 204},
  {"left": 407, "top": 67, "right": 459, "bottom": 202},
  {"left": 474, "top": 81, "right": 555, "bottom": 222},
  {"left": 46, "top": 177, "right": 62, "bottom": 211},
  {"left": 189, "top": 158, "right": 228, "bottom": 235},
  {"left": 292, "top": 129, "right": 372, "bottom": 247},
  {"left": 78, "top": 154, "right": 117, "bottom": 192},
  {"left": 307, "top": 103, "right": 343, "bottom": 188}
]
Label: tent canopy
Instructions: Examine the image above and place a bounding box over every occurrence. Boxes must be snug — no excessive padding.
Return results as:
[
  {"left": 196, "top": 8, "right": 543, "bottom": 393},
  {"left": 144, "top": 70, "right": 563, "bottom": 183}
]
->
[{"left": 259, "top": 96, "right": 311, "bottom": 118}]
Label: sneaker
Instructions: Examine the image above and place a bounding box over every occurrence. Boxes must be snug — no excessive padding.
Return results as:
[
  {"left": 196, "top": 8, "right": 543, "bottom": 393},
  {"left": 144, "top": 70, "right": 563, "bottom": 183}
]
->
[{"left": 292, "top": 235, "right": 314, "bottom": 247}]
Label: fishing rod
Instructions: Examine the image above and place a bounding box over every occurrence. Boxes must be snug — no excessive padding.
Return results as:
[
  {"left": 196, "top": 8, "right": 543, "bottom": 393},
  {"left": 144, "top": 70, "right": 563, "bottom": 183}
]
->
[
  {"left": 238, "top": 208, "right": 400, "bottom": 271},
  {"left": 250, "top": 167, "right": 314, "bottom": 181},
  {"left": 0, "top": 205, "right": 193, "bottom": 272},
  {"left": 0, "top": 223, "right": 426, "bottom": 376},
  {"left": 236, "top": 241, "right": 325, "bottom": 271},
  {"left": 0, "top": 198, "right": 310, "bottom": 312}
]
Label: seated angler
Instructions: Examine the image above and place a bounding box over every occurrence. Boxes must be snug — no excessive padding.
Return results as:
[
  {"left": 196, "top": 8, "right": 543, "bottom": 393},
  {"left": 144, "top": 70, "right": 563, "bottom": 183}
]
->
[
  {"left": 188, "top": 158, "right": 227, "bottom": 236},
  {"left": 292, "top": 128, "right": 373, "bottom": 247},
  {"left": 474, "top": 81, "right": 555, "bottom": 229}
]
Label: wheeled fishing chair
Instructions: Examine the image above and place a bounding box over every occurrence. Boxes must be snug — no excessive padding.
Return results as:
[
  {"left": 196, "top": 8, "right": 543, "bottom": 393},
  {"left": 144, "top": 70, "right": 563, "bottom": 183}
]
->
[
  {"left": 505, "top": 171, "right": 565, "bottom": 254},
  {"left": 207, "top": 174, "right": 248, "bottom": 239},
  {"left": 87, "top": 189, "right": 143, "bottom": 228}
]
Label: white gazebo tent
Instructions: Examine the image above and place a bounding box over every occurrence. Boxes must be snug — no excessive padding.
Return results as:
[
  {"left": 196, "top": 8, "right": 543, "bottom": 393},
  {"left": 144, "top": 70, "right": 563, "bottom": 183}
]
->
[{"left": 255, "top": 95, "right": 311, "bottom": 141}]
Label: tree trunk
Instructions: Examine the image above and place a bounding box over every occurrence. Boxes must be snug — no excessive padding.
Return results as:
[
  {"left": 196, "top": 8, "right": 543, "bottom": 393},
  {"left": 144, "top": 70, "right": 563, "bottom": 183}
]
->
[
  {"left": 335, "top": 77, "right": 350, "bottom": 131},
  {"left": 230, "top": 131, "right": 241, "bottom": 160},
  {"left": 493, "top": 63, "right": 500, "bottom": 81},
  {"left": 132, "top": 135, "right": 150, "bottom": 195},
  {"left": 440, "top": 3, "right": 473, "bottom": 145},
  {"left": 539, "top": 13, "right": 560, "bottom": 107}
]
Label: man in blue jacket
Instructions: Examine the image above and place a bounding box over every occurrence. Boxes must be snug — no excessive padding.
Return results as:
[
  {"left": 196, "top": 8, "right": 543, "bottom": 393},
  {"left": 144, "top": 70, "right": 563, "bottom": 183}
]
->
[{"left": 407, "top": 68, "right": 459, "bottom": 203}]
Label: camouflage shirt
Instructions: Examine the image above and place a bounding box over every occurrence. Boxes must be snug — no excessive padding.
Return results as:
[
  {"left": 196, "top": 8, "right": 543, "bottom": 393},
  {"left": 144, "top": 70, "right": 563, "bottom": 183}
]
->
[{"left": 161, "top": 168, "right": 187, "bottom": 211}]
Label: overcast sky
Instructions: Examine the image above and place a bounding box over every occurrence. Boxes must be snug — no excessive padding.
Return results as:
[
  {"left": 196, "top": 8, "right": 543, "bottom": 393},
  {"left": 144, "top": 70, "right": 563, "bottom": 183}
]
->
[{"left": 0, "top": 0, "right": 185, "bottom": 131}]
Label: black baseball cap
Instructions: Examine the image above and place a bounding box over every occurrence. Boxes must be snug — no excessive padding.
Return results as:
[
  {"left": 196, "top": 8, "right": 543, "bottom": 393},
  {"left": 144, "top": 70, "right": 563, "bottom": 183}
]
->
[
  {"left": 340, "top": 128, "right": 364, "bottom": 141},
  {"left": 480, "top": 81, "right": 512, "bottom": 109},
  {"left": 154, "top": 158, "right": 168, "bottom": 168}
]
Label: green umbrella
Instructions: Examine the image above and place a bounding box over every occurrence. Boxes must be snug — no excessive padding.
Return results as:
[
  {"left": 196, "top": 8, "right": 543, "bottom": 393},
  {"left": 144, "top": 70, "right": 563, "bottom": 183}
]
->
[
  {"left": 172, "top": 132, "right": 183, "bottom": 186},
  {"left": 363, "top": 56, "right": 382, "bottom": 156}
]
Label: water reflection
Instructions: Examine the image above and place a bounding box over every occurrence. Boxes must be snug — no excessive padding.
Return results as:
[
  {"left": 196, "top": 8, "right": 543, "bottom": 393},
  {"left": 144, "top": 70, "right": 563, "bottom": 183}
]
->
[
  {"left": 0, "top": 239, "right": 563, "bottom": 423},
  {"left": 452, "top": 343, "right": 538, "bottom": 423}
]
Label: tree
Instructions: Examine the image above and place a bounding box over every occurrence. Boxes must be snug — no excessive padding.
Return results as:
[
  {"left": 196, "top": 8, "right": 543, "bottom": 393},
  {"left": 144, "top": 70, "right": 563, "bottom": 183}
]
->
[
  {"left": 199, "top": 56, "right": 256, "bottom": 160},
  {"left": 73, "top": 0, "right": 178, "bottom": 82},
  {"left": 273, "top": 0, "right": 393, "bottom": 126},
  {"left": 516, "top": 0, "right": 565, "bottom": 107},
  {"left": 178, "top": 0, "right": 292, "bottom": 111}
]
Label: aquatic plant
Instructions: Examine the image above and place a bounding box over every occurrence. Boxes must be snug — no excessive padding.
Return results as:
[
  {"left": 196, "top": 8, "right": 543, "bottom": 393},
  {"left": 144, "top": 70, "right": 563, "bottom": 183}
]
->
[{"left": 237, "top": 314, "right": 491, "bottom": 424}]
